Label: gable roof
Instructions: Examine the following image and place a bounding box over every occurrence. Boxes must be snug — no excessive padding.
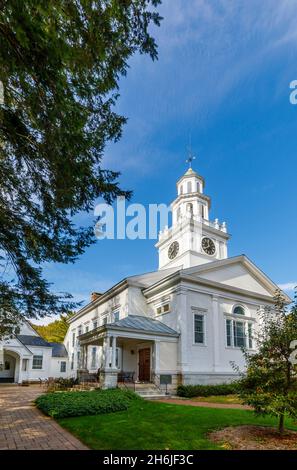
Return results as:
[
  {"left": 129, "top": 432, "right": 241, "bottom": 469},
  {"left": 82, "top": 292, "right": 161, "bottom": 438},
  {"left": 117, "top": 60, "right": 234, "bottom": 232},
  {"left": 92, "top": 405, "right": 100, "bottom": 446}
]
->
[
  {"left": 182, "top": 255, "right": 291, "bottom": 301},
  {"left": 143, "top": 255, "right": 291, "bottom": 303},
  {"left": 69, "top": 266, "right": 180, "bottom": 323},
  {"left": 17, "top": 335, "right": 51, "bottom": 348},
  {"left": 106, "top": 315, "right": 179, "bottom": 337},
  {"left": 49, "top": 342, "right": 68, "bottom": 357}
]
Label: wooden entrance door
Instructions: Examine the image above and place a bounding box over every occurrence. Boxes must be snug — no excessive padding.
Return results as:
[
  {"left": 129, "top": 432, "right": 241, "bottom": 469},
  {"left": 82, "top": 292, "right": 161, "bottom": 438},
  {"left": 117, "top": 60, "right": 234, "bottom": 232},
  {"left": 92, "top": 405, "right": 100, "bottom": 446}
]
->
[{"left": 138, "top": 348, "right": 151, "bottom": 382}]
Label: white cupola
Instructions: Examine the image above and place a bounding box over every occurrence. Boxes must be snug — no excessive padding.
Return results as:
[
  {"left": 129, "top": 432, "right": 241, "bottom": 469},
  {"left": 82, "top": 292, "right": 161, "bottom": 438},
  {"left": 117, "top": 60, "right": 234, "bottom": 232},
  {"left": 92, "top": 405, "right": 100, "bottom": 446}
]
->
[{"left": 156, "top": 165, "right": 230, "bottom": 270}]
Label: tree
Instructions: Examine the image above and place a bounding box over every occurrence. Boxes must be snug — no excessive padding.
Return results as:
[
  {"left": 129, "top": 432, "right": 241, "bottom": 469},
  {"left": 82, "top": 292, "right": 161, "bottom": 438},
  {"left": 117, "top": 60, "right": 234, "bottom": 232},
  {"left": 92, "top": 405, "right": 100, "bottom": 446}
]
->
[
  {"left": 0, "top": 0, "right": 162, "bottom": 337},
  {"left": 33, "top": 312, "right": 73, "bottom": 343},
  {"left": 235, "top": 289, "right": 297, "bottom": 434}
]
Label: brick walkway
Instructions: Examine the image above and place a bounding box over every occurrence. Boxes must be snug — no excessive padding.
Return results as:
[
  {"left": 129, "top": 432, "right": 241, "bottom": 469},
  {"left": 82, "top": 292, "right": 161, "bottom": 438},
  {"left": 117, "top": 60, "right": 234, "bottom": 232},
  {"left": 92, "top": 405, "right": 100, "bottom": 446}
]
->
[{"left": 0, "top": 385, "right": 88, "bottom": 450}]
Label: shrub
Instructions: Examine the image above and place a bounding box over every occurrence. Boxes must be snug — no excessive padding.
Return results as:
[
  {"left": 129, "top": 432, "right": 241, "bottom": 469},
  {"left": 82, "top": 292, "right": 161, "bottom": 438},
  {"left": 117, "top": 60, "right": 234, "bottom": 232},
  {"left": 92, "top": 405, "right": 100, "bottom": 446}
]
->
[
  {"left": 36, "top": 388, "right": 141, "bottom": 419},
  {"left": 176, "top": 383, "right": 238, "bottom": 398},
  {"left": 47, "top": 377, "right": 78, "bottom": 392}
]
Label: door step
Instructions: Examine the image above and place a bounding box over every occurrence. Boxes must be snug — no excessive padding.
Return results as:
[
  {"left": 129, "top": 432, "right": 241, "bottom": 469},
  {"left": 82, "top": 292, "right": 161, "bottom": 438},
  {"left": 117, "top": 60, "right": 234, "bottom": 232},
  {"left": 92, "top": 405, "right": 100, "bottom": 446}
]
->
[{"left": 134, "top": 383, "right": 169, "bottom": 399}]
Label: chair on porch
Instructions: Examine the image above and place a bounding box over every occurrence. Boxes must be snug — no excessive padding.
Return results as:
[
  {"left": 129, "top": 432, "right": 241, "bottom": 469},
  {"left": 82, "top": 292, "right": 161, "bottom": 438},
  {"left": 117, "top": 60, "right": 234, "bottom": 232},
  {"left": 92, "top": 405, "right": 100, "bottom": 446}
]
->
[{"left": 117, "top": 371, "right": 135, "bottom": 383}]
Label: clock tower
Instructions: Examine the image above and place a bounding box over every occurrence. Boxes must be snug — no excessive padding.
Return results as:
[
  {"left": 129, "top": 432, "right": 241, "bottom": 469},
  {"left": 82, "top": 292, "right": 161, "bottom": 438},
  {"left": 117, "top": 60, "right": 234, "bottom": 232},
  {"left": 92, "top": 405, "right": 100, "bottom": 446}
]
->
[{"left": 156, "top": 166, "right": 230, "bottom": 270}]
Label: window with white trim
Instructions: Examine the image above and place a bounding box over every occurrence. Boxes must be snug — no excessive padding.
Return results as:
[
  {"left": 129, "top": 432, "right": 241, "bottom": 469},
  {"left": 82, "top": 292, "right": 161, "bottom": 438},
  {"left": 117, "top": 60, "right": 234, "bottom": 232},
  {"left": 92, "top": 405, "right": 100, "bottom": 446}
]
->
[
  {"left": 194, "top": 313, "right": 205, "bottom": 344},
  {"left": 225, "top": 318, "right": 254, "bottom": 349},
  {"left": 156, "top": 303, "right": 170, "bottom": 315},
  {"left": 60, "top": 361, "right": 66, "bottom": 373},
  {"left": 77, "top": 350, "right": 81, "bottom": 368},
  {"left": 91, "top": 347, "right": 97, "bottom": 368},
  {"left": 113, "top": 311, "right": 120, "bottom": 322},
  {"left": 71, "top": 353, "right": 74, "bottom": 370},
  {"left": 32, "top": 355, "right": 43, "bottom": 370},
  {"left": 72, "top": 331, "right": 75, "bottom": 347},
  {"left": 233, "top": 305, "right": 245, "bottom": 316}
]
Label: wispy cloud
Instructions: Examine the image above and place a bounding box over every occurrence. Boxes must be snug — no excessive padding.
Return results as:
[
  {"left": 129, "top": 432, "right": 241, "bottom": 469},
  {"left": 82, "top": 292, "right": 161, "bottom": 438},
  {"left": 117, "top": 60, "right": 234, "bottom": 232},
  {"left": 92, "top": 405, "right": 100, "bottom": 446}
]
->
[
  {"left": 106, "top": 0, "right": 297, "bottom": 176},
  {"left": 278, "top": 282, "right": 297, "bottom": 292}
]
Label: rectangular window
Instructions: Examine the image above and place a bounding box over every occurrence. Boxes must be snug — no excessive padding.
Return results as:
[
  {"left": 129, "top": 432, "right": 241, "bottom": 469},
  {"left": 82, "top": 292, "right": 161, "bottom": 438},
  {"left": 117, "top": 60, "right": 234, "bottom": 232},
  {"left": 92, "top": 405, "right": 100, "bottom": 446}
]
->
[
  {"left": 194, "top": 314, "right": 204, "bottom": 344},
  {"left": 226, "top": 318, "right": 254, "bottom": 349},
  {"left": 60, "top": 361, "right": 66, "bottom": 373},
  {"left": 32, "top": 355, "right": 43, "bottom": 370},
  {"left": 71, "top": 353, "right": 74, "bottom": 370},
  {"left": 226, "top": 319, "right": 232, "bottom": 346},
  {"left": 78, "top": 326, "right": 82, "bottom": 336},
  {"left": 85, "top": 325, "right": 89, "bottom": 333},
  {"left": 113, "top": 311, "right": 120, "bottom": 322},
  {"left": 233, "top": 321, "right": 246, "bottom": 348},
  {"left": 103, "top": 316, "right": 107, "bottom": 325},
  {"left": 93, "top": 320, "right": 97, "bottom": 329},
  {"left": 77, "top": 350, "right": 81, "bottom": 368},
  {"left": 72, "top": 332, "right": 75, "bottom": 347},
  {"left": 156, "top": 303, "right": 170, "bottom": 315},
  {"left": 91, "top": 347, "right": 97, "bottom": 368}
]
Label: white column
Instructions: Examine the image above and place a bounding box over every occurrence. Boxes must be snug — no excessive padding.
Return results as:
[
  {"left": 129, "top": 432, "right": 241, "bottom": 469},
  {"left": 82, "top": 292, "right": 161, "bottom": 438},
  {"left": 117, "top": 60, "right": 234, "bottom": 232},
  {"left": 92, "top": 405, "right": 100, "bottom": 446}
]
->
[
  {"left": 103, "top": 336, "right": 110, "bottom": 370},
  {"left": 111, "top": 336, "right": 117, "bottom": 369},
  {"left": 212, "top": 295, "right": 220, "bottom": 371},
  {"left": 154, "top": 341, "right": 160, "bottom": 373},
  {"left": 176, "top": 287, "right": 189, "bottom": 371}
]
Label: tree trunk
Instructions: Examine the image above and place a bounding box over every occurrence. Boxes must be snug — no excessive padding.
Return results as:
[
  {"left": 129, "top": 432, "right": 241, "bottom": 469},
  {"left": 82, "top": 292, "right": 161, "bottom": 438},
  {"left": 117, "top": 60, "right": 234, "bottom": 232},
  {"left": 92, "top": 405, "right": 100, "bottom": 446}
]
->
[{"left": 278, "top": 413, "right": 285, "bottom": 435}]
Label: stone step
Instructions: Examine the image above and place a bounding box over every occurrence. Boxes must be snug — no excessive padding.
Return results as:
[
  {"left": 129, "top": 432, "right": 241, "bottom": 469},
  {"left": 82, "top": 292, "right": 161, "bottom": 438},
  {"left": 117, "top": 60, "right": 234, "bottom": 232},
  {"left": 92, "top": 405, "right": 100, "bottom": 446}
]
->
[{"left": 141, "top": 394, "right": 172, "bottom": 400}]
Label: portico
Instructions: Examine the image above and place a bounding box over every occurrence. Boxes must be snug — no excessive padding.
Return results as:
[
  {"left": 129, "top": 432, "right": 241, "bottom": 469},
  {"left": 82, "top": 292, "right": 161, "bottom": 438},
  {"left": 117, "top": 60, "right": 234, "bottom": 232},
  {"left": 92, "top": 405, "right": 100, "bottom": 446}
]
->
[{"left": 77, "top": 315, "right": 179, "bottom": 389}]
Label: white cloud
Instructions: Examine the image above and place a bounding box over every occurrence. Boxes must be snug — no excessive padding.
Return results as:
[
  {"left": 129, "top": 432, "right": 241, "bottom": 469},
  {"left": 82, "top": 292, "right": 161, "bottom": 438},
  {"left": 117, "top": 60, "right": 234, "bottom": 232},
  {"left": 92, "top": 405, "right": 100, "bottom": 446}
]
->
[{"left": 278, "top": 282, "right": 297, "bottom": 292}]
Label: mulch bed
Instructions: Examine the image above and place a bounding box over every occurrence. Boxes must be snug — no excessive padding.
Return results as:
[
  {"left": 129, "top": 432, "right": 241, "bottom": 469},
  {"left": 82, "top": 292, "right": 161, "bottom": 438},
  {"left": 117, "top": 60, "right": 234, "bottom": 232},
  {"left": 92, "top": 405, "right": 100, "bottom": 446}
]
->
[{"left": 209, "top": 425, "right": 297, "bottom": 450}]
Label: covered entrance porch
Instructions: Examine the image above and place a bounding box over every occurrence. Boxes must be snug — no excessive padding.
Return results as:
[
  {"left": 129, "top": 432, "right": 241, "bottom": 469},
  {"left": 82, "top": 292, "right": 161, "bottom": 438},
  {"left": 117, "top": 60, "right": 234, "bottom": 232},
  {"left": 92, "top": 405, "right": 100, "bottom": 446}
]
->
[
  {"left": 0, "top": 347, "right": 31, "bottom": 384},
  {"left": 78, "top": 315, "right": 179, "bottom": 390}
]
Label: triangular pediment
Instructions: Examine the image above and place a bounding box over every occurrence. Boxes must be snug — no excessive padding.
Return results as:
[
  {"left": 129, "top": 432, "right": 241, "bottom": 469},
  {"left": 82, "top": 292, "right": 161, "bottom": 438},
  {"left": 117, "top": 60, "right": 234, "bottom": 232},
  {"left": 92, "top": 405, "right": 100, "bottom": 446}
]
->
[{"left": 183, "top": 255, "right": 290, "bottom": 301}]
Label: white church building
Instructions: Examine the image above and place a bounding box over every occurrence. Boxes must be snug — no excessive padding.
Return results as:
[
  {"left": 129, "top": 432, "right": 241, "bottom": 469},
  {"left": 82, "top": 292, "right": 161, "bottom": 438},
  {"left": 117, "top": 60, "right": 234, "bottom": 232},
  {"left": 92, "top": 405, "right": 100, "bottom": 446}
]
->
[
  {"left": 63, "top": 166, "right": 290, "bottom": 390},
  {"left": 0, "top": 166, "right": 290, "bottom": 389}
]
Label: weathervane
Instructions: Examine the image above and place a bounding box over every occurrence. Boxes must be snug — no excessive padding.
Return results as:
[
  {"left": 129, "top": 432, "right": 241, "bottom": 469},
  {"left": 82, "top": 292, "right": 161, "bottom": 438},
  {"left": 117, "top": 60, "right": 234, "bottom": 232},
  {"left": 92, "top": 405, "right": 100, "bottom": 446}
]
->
[{"left": 186, "top": 136, "right": 196, "bottom": 168}]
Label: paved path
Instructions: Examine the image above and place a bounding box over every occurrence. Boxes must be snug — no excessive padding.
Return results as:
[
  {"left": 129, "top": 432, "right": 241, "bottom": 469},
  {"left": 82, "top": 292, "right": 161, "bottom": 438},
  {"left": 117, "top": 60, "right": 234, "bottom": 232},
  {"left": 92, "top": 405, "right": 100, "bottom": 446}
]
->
[
  {"left": 0, "top": 385, "right": 88, "bottom": 450},
  {"left": 157, "top": 397, "right": 251, "bottom": 410}
]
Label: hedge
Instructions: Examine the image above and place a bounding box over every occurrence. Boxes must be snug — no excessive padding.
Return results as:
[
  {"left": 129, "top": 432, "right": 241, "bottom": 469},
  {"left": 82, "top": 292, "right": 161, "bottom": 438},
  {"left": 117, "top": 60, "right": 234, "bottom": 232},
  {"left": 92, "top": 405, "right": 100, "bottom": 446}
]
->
[
  {"left": 35, "top": 388, "right": 140, "bottom": 419},
  {"left": 176, "top": 383, "right": 238, "bottom": 398}
]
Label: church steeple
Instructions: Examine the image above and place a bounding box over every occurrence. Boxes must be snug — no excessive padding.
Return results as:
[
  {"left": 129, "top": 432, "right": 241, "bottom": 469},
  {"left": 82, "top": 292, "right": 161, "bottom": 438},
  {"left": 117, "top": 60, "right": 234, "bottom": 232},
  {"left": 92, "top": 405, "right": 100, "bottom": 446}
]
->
[{"left": 156, "top": 163, "right": 230, "bottom": 270}]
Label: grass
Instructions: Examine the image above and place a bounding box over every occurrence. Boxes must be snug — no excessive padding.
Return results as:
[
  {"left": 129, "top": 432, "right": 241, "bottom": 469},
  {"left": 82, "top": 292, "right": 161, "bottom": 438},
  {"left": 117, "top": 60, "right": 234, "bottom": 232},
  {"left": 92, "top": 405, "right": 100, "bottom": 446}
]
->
[
  {"left": 191, "top": 394, "right": 243, "bottom": 404},
  {"left": 58, "top": 400, "right": 297, "bottom": 450}
]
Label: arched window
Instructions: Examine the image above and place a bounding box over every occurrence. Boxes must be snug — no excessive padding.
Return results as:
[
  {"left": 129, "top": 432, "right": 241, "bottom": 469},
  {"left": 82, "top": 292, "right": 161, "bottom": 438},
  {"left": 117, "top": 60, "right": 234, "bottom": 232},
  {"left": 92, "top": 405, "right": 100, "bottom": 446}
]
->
[
  {"left": 233, "top": 305, "right": 245, "bottom": 316},
  {"left": 197, "top": 182, "right": 200, "bottom": 193},
  {"left": 187, "top": 181, "right": 192, "bottom": 193}
]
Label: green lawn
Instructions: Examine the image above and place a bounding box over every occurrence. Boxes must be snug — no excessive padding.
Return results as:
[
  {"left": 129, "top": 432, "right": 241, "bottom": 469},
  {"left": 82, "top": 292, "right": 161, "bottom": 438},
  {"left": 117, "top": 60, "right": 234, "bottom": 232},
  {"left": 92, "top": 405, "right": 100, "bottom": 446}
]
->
[{"left": 58, "top": 400, "right": 297, "bottom": 450}]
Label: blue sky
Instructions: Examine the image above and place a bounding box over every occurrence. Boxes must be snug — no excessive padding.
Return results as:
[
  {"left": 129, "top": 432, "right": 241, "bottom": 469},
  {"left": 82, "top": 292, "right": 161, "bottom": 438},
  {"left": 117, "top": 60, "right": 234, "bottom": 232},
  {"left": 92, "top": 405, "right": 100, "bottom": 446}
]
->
[{"left": 41, "top": 0, "right": 297, "bottom": 323}]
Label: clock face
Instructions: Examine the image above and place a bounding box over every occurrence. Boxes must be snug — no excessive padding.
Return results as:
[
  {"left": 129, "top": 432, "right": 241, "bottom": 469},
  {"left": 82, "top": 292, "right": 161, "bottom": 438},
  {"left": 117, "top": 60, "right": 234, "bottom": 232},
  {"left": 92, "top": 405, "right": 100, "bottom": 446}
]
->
[
  {"left": 168, "top": 241, "right": 179, "bottom": 260},
  {"left": 201, "top": 237, "right": 216, "bottom": 256}
]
